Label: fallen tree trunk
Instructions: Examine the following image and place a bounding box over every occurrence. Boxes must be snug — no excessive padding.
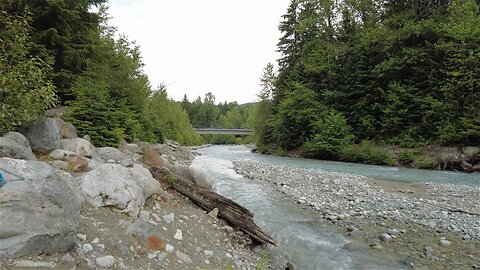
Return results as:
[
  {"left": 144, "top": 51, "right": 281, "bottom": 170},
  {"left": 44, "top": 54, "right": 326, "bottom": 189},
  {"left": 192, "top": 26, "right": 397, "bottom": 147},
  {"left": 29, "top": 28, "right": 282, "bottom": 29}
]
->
[{"left": 150, "top": 166, "right": 276, "bottom": 245}]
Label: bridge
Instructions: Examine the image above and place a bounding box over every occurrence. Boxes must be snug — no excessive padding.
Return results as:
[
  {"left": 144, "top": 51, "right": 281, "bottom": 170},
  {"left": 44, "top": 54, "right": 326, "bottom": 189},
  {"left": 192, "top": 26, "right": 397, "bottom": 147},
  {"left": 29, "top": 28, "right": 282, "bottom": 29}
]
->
[{"left": 194, "top": 128, "right": 254, "bottom": 135}]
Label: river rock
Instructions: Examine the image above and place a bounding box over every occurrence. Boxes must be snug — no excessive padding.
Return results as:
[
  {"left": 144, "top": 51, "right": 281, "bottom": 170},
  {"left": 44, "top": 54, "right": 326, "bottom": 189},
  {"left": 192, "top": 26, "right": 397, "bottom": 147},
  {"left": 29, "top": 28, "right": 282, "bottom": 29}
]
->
[
  {"left": 174, "top": 229, "right": 183, "bottom": 240},
  {"left": 97, "top": 147, "right": 134, "bottom": 167},
  {"left": 439, "top": 239, "right": 452, "bottom": 247},
  {"left": 176, "top": 251, "right": 192, "bottom": 263},
  {"left": 379, "top": 233, "right": 392, "bottom": 242},
  {"left": 165, "top": 244, "right": 174, "bottom": 253},
  {"left": 95, "top": 255, "right": 115, "bottom": 268},
  {"left": 142, "top": 147, "right": 170, "bottom": 168},
  {"left": 0, "top": 132, "right": 36, "bottom": 160},
  {"left": 19, "top": 118, "right": 62, "bottom": 152},
  {"left": 163, "top": 213, "right": 175, "bottom": 224},
  {"left": 0, "top": 158, "right": 82, "bottom": 258},
  {"left": 79, "top": 164, "right": 161, "bottom": 216}
]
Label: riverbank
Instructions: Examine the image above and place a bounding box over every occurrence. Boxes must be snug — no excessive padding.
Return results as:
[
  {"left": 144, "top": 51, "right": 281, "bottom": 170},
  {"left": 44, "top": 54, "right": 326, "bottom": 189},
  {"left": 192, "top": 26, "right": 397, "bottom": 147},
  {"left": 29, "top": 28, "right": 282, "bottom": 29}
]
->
[
  {"left": 254, "top": 143, "right": 480, "bottom": 173},
  {"left": 234, "top": 160, "right": 480, "bottom": 269}
]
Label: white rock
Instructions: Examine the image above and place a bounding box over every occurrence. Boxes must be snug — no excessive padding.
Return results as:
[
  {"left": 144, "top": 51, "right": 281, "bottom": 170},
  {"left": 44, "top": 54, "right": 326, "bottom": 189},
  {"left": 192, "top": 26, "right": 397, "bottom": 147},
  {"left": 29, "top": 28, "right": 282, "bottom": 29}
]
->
[
  {"left": 77, "top": 234, "right": 87, "bottom": 241},
  {"left": 207, "top": 208, "right": 219, "bottom": 218},
  {"left": 176, "top": 251, "right": 193, "bottom": 263},
  {"left": 440, "top": 239, "right": 452, "bottom": 247},
  {"left": 204, "top": 250, "right": 213, "bottom": 257},
  {"left": 174, "top": 229, "right": 183, "bottom": 240},
  {"left": 82, "top": 244, "right": 93, "bottom": 253},
  {"left": 92, "top": 238, "right": 99, "bottom": 244},
  {"left": 163, "top": 213, "right": 175, "bottom": 224},
  {"left": 166, "top": 244, "right": 174, "bottom": 253},
  {"left": 96, "top": 255, "right": 115, "bottom": 268},
  {"left": 379, "top": 234, "right": 392, "bottom": 242}
]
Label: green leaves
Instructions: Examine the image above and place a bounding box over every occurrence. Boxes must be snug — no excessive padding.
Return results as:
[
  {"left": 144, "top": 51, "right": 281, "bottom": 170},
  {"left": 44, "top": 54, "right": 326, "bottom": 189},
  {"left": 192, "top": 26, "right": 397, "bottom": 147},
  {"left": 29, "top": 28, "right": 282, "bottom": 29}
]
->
[{"left": 0, "top": 11, "right": 57, "bottom": 134}]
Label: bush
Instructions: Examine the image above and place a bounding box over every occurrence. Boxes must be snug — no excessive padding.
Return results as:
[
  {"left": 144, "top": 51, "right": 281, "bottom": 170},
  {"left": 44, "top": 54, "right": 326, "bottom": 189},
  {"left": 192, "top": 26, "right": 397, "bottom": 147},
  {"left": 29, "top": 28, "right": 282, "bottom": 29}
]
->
[
  {"left": 413, "top": 156, "right": 438, "bottom": 169},
  {"left": 398, "top": 150, "right": 418, "bottom": 165},
  {"left": 0, "top": 12, "right": 56, "bottom": 134},
  {"left": 303, "top": 110, "right": 354, "bottom": 159},
  {"left": 341, "top": 140, "right": 395, "bottom": 165}
]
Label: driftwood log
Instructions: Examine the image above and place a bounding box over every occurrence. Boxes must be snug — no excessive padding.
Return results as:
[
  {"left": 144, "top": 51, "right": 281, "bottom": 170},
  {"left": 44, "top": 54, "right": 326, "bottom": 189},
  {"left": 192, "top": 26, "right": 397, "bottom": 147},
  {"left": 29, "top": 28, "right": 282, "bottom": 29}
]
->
[{"left": 150, "top": 166, "right": 276, "bottom": 245}]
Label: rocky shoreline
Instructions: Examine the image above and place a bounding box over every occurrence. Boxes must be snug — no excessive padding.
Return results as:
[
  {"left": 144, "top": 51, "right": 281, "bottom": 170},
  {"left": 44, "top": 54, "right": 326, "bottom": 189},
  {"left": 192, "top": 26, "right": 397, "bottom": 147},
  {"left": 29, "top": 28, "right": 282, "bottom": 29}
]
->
[
  {"left": 0, "top": 118, "right": 268, "bottom": 269},
  {"left": 234, "top": 160, "right": 480, "bottom": 269}
]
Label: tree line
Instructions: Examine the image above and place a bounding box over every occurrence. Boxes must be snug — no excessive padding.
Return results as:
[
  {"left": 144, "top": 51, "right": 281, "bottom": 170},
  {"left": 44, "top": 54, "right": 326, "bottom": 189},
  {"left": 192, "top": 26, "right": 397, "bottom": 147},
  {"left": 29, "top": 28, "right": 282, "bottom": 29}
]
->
[
  {"left": 0, "top": 0, "right": 203, "bottom": 146},
  {"left": 255, "top": 0, "right": 480, "bottom": 161}
]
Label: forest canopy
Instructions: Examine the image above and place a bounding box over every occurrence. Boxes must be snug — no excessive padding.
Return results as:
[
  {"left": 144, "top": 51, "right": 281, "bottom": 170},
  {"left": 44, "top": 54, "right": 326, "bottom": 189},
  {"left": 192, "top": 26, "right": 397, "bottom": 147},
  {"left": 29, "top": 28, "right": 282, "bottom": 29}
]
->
[{"left": 256, "top": 0, "right": 480, "bottom": 158}]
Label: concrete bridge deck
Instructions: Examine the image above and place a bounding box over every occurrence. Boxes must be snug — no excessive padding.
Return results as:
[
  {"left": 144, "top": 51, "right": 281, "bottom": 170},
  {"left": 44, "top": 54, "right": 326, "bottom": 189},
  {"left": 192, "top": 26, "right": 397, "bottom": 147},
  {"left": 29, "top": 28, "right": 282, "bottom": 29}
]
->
[{"left": 194, "top": 128, "right": 254, "bottom": 135}]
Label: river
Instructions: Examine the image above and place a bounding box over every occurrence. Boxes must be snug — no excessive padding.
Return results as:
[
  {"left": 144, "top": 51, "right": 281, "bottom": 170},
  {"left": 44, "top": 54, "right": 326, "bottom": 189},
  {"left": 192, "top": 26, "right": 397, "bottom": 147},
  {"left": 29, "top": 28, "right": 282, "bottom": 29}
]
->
[{"left": 191, "top": 145, "right": 479, "bottom": 270}]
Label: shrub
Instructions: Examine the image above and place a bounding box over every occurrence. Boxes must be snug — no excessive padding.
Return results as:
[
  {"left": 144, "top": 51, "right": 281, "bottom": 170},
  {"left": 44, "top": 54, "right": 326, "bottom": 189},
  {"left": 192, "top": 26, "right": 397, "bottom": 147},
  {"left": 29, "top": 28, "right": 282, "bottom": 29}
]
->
[
  {"left": 341, "top": 140, "right": 395, "bottom": 165},
  {"left": 398, "top": 150, "right": 418, "bottom": 165},
  {"left": 413, "top": 156, "right": 438, "bottom": 169},
  {"left": 303, "top": 110, "right": 354, "bottom": 159}
]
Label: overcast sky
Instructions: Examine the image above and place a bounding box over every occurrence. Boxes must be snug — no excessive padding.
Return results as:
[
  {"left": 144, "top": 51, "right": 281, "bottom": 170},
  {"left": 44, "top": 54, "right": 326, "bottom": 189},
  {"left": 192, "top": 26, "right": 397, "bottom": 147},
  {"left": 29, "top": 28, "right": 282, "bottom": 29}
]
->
[{"left": 107, "top": 0, "right": 289, "bottom": 104}]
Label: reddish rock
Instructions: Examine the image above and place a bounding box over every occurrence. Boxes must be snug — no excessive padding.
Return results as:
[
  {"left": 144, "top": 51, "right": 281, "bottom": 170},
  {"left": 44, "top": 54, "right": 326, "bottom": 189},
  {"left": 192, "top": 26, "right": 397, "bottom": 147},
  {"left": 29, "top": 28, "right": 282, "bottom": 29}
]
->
[
  {"left": 146, "top": 235, "right": 166, "bottom": 251},
  {"left": 68, "top": 156, "right": 89, "bottom": 172},
  {"left": 142, "top": 148, "right": 169, "bottom": 168}
]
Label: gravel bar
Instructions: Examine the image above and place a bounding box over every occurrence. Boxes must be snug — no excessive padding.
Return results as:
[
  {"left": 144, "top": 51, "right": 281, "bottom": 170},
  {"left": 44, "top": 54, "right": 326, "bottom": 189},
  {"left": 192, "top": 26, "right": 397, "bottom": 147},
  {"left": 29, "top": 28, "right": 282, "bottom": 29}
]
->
[{"left": 234, "top": 160, "right": 480, "bottom": 240}]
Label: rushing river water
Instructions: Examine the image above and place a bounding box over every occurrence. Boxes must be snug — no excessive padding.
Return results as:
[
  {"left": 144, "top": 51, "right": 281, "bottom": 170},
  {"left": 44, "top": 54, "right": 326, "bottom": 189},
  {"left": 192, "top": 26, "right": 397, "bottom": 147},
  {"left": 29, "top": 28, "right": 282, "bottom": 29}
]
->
[{"left": 192, "top": 145, "right": 479, "bottom": 270}]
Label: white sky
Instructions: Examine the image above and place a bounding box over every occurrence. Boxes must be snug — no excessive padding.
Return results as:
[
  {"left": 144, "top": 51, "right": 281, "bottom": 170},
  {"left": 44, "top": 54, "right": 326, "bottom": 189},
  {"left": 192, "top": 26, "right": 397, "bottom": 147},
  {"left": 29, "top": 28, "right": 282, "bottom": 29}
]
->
[{"left": 107, "top": 0, "right": 289, "bottom": 104}]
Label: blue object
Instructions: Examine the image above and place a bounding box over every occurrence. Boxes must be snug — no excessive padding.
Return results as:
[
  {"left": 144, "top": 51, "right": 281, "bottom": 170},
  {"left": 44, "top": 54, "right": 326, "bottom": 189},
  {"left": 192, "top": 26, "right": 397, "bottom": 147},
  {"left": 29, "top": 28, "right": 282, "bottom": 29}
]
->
[{"left": 0, "top": 172, "right": 4, "bottom": 187}]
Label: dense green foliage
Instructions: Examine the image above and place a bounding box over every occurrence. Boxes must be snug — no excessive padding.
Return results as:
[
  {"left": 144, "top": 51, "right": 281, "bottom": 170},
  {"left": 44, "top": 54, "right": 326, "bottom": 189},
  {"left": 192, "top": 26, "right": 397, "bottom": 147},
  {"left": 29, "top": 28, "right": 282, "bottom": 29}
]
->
[
  {"left": 258, "top": 0, "right": 480, "bottom": 158},
  {"left": 0, "top": 11, "right": 57, "bottom": 133},
  {"left": 1, "top": 1, "right": 201, "bottom": 146}
]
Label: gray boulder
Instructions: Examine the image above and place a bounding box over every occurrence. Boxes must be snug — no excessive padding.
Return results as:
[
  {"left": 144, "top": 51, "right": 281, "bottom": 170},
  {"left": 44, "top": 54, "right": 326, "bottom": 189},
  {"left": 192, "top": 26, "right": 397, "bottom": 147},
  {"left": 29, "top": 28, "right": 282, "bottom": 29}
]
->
[
  {"left": 0, "top": 158, "right": 83, "bottom": 258},
  {"left": 97, "top": 147, "right": 134, "bottom": 167},
  {"left": 19, "top": 118, "right": 62, "bottom": 152},
  {"left": 0, "top": 132, "right": 36, "bottom": 160},
  {"left": 48, "top": 149, "right": 77, "bottom": 161},
  {"left": 78, "top": 164, "right": 161, "bottom": 216},
  {"left": 59, "top": 138, "right": 101, "bottom": 161},
  {"left": 171, "top": 164, "right": 194, "bottom": 181}
]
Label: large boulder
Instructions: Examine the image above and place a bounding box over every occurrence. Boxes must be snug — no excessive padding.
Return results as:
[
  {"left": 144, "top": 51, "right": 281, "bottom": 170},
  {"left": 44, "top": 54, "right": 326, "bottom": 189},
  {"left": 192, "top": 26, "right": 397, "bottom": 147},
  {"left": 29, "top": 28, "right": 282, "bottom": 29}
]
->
[
  {"left": 0, "top": 132, "right": 36, "bottom": 160},
  {"left": 78, "top": 164, "right": 161, "bottom": 216},
  {"left": 19, "top": 118, "right": 62, "bottom": 152},
  {"left": 97, "top": 147, "right": 134, "bottom": 167},
  {"left": 59, "top": 138, "right": 101, "bottom": 161},
  {"left": 0, "top": 158, "right": 83, "bottom": 258}
]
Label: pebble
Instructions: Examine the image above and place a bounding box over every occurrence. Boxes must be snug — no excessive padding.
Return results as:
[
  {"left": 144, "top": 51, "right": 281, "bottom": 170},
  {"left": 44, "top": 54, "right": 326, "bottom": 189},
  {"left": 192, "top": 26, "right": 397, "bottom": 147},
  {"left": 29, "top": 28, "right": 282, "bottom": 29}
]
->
[
  {"left": 439, "top": 239, "right": 452, "bottom": 247},
  {"left": 388, "top": 229, "right": 401, "bottom": 236},
  {"left": 204, "top": 250, "right": 214, "bottom": 257},
  {"left": 176, "top": 251, "right": 193, "bottom": 263},
  {"left": 166, "top": 244, "right": 175, "bottom": 253},
  {"left": 77, "top": 234, "right": 87, "bottom": 241},
  {"left": 425, "top": 246, "right": 434, "bottom": 257},
  {"left": 163, "top": 213, "right": 175, "bottom": 224},
  {"left": 95, "top": 255, "right": 115, "bottom": 268},
  {"left": 82, "top": 243, "right": 93, "bottom": 253},
  {"left": 92, "top": 237, "right": 100, "bottom": 244},
  {"left": 174, "top": 229, "right": 183, "bottom": 240},
  {"left": 379, "top": 233, "right": 392, "bottom": 242}
]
